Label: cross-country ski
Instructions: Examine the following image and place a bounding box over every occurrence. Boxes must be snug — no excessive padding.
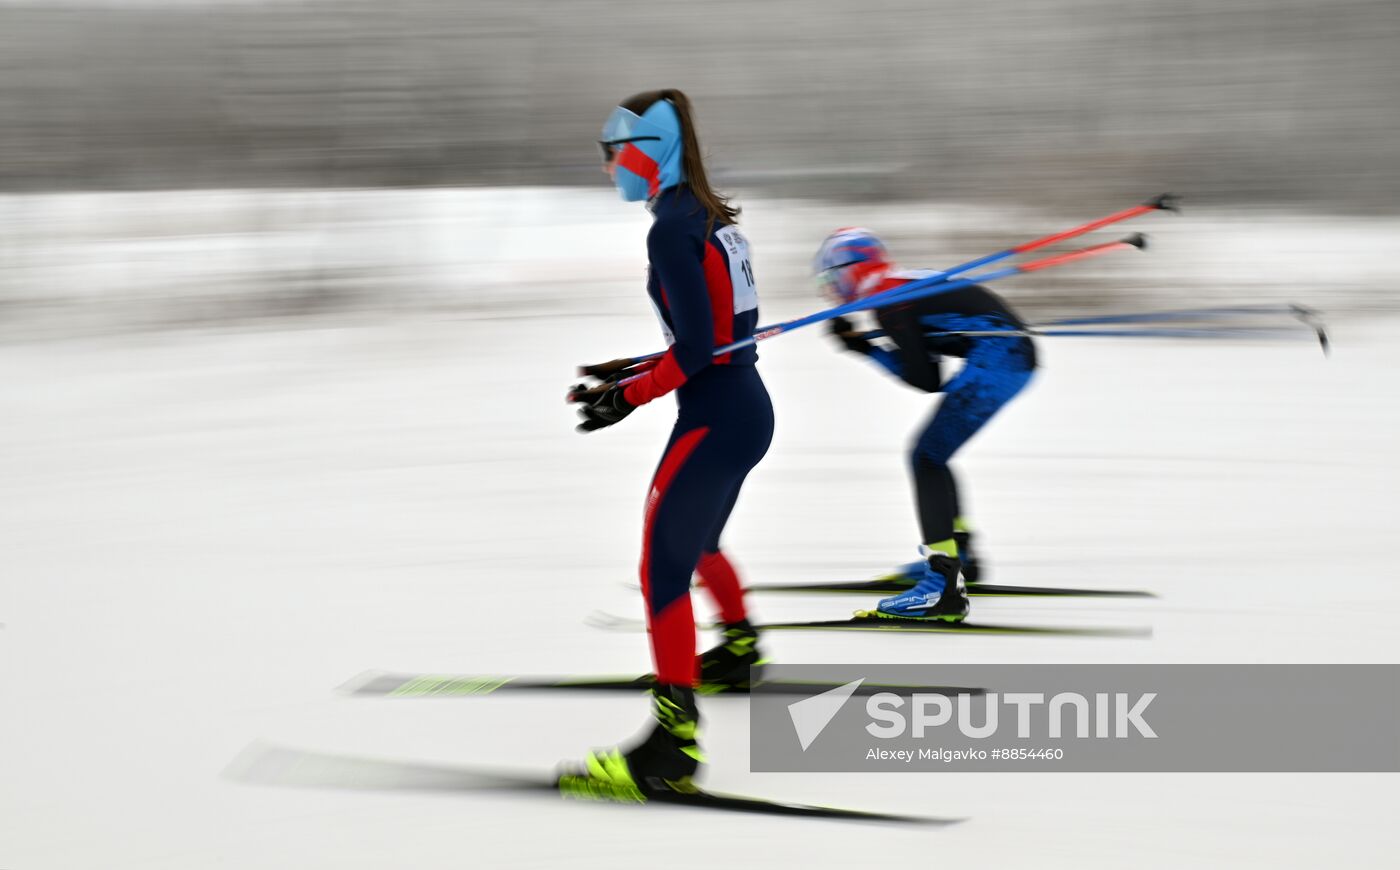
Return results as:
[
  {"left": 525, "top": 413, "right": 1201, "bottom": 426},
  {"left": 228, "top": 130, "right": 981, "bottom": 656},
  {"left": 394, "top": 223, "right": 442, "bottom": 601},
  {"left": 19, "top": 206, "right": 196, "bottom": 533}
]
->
[
  {"left": 225, "top": 743, "right": 960, "bottom": 825},
  {"left": 340, "top": 670, "right": 986, "bottom": 698}
]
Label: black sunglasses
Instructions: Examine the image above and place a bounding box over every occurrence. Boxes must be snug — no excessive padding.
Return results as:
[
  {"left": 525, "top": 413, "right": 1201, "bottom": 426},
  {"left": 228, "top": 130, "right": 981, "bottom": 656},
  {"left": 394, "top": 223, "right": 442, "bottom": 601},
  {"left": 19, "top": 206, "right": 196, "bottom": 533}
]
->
[{"left": 598, "top": 136, "right": 661, "bottom": 163}]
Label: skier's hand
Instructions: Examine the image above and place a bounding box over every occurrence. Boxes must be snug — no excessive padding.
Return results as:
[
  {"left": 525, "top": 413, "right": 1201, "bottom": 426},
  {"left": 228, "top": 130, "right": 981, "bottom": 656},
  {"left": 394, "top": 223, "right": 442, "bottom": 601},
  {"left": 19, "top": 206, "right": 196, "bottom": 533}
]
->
[
  {"left": 567, "top": 382, "right": 636, "bottom": 433},
  {"left": 828, "top": 316, "right": 873, "bottom": 355}
]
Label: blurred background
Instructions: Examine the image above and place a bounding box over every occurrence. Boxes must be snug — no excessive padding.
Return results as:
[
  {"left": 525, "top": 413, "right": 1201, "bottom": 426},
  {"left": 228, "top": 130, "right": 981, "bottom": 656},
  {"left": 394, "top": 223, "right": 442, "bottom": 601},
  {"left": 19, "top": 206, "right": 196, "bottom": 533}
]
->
[
  {"left": 1, "top": 0, "right": 1398, "bottom": 335},
  {"left": 4, "top": 0, "right": 1399, "bottom": 201}
]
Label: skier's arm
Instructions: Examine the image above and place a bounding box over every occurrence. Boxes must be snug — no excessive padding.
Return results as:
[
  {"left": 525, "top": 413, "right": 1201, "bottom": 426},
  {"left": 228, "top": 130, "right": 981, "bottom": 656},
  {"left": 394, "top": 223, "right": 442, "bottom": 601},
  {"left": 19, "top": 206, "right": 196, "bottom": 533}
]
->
[
  {"left": 865, "top": 345, "right": 906, "bottom": 379},
  {"left": 879, "top": 309, "right": 944, "bottom": 393},
  {"left": 622, "top": 220, "right": 715, "bottom": 406}
]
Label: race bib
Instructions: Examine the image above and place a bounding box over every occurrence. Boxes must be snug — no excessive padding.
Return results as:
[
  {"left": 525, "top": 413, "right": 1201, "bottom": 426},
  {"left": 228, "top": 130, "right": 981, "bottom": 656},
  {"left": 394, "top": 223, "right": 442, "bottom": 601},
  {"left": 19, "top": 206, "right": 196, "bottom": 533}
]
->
[{"left": 715, "top": 225, "right": 758, "bottom": 314}]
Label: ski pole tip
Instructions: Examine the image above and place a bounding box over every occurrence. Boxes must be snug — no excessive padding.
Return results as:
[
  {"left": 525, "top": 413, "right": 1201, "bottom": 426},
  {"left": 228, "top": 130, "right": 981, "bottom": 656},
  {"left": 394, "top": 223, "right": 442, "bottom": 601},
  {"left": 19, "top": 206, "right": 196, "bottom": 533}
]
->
[{"left": 1145, "top": 193, "right": 1181, "bottom": 213}]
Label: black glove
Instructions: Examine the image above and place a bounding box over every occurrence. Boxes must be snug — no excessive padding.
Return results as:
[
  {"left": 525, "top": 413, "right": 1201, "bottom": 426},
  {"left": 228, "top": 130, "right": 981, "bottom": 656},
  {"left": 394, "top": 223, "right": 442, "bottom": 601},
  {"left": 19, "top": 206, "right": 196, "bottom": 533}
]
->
[
  {"left": 828, "top": 316, "right": 873, "bottom": 355},
  {"left": 568, "top": 383, "right": 636, "bottom": 433}
]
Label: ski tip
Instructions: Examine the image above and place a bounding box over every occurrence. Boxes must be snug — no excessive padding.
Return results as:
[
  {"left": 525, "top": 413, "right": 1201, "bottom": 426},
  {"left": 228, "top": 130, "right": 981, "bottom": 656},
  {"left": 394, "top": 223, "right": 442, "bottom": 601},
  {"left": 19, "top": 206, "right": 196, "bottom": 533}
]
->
[
  {"left": 221, "top": 739, "right": 283, "bottom": 786},
  {"left": 1122, "top": 232, "right": 1148, "bottom": 250},
  {"left": 843, "top": 811, "right": 968, "bottom": 827},
  {"left": 638, "top": 783, "right": 969, "bottom": 825},
  {"left": 335, "top": 669, "right": 387, "bottom": 696},
  {"left": 971, "top": 585, "right": 1159, "bottom": 599},
  {"left": 225, "top": 742, "right": 558, "bottom": 794}
]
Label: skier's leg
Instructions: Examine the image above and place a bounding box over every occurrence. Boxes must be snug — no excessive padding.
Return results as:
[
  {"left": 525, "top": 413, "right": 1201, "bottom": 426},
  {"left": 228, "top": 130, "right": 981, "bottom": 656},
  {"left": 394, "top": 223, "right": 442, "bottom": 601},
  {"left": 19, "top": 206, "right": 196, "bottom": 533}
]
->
[
  {"left": 562, "top": 372, "right": 773, "bottom": 799},
  {"left": 560, "top": 422, "right": 744, "bottom": 801},
  {"left": 875, "top": 356, "right": 1033, "bottom": 619},
  {"left": 695, "top": 482, "right": 747, "bottom": 624},
  {"left": 639, "top": 424, "right": 713, "bottom": 688},
  {"left": 641, "top": 417, "right": 768, "bottom": 685},
  {"left": 693, "top": 481, "right": 766, "bottom": 688},
  {"left": 692, "top": 376, "right": 773, "bottom": 687},
  {"left": 916, "top": 351, "right": 1034, "bottom": 549}
]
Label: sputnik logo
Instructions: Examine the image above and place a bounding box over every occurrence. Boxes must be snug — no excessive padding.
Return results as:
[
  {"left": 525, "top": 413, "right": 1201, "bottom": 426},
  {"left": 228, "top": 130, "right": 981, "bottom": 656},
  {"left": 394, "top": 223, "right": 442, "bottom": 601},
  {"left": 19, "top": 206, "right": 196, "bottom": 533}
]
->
[{"left": 786, "top": 679, "right": 865, "bottom": 751}]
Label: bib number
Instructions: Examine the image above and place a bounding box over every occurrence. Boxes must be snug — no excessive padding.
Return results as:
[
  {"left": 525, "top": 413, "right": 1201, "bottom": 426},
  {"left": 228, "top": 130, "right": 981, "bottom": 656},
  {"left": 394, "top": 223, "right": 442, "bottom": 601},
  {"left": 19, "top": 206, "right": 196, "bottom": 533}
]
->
[{"left": 715, "top": 226, "right": 758, "bottom": 314}]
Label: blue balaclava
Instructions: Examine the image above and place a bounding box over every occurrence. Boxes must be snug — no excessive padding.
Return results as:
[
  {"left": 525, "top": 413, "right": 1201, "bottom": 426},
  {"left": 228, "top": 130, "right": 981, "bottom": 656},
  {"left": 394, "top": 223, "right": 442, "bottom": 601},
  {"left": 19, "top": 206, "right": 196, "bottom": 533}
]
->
[{"left": 600, "top": 98, "right": 685, "bottom": 202}]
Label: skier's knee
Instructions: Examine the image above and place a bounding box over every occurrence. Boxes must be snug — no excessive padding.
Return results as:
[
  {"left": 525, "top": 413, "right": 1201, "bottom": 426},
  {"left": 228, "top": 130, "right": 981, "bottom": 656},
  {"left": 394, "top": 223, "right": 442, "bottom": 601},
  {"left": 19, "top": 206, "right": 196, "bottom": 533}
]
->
[{"left": 911, "top": 447, "right": 953, "bottom": 472}]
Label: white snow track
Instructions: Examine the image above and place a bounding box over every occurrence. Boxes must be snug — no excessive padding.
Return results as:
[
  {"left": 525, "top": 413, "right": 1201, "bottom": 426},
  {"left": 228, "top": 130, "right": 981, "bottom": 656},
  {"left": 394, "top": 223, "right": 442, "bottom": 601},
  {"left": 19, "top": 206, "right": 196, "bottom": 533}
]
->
[{"left": 2, "top": 192, "right": 1397, "bottom": 868}]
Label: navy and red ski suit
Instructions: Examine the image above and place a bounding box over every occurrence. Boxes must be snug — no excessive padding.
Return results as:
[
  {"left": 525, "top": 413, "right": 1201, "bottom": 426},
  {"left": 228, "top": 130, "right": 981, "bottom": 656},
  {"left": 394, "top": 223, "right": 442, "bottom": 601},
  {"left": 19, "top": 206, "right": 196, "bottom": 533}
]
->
[{"left": 620, "top": 185, "right": 773, "bottom": 687}]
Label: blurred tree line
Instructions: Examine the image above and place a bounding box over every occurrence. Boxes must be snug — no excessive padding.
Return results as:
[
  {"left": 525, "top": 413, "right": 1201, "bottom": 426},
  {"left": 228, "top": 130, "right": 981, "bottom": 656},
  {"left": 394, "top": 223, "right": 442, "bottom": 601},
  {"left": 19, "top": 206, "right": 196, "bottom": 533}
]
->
[{"left": 1, "top": 0, "right": 1396, "bottom": 210}]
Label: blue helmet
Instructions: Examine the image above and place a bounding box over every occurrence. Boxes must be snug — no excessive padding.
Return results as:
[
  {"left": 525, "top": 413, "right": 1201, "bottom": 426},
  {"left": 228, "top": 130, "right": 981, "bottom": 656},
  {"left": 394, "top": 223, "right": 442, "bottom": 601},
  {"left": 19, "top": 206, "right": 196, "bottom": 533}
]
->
[
  {"left": 814, "top": 227, "right": 890, "bottom": 303},
  {"left": 599, "top": 99, "right": 685, "bottom": 202}
]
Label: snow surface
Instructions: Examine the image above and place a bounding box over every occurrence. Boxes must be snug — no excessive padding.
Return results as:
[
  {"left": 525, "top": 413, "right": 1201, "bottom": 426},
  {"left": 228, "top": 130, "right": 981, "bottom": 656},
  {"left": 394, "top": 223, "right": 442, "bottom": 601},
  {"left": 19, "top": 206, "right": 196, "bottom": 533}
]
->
[{"left": 2, "top": 188, "right": 1398, "bottom": 868}]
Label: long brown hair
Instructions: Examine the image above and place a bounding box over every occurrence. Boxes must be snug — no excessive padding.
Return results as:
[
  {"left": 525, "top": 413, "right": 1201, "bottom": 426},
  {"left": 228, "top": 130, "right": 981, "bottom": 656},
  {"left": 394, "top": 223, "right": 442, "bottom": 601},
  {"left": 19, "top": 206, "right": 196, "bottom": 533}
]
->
[{"left": 620, "top": 88, "right": 740, "bottom": 231}]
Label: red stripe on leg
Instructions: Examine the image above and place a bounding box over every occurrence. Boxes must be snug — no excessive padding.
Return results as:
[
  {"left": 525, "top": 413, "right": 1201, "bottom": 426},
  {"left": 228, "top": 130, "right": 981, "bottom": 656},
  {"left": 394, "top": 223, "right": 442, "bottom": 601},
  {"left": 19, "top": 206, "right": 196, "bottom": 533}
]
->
[
  {"left": 696, "top": 550, "right": 747, "bottom": 624},
  {"left": 650, "top": 596, "right": 697, "bottom": 686},
  {"left": 639, "top": 427, "right": 710, "bottom": 687}
]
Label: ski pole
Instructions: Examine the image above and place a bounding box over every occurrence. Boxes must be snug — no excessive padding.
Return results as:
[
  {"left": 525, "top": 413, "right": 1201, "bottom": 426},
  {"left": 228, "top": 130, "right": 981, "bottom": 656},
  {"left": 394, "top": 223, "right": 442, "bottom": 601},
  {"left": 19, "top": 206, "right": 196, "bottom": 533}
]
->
[
  {"left": 608, "top": 234, "right": 1146, "bottom": 387},
  {"left": 578, "top": 356, "right": 658, "bottom": 381},
  {"left": 860, "top": 306, "right": 1327, "bottom": 352},
  {"left": 879, "top": 192, "right": 1178, "bottom": 304},
  {"left": 905, "top": 326, "right": 1320, "bottom": 341},
  {"left": 1039, "top": 303, "right": 1327, "bottom": 353},
  {"left": 1038, "top": 303, "right": 1329, "bottom": 353},
  {"left": 591, "top": 195, "right": 1177, "bottom": 378},
  {"left": 745, "top": 194, "right": 1174, "bottom": 343},
  {"left": 825, "top": 233, "right": 1148, "bottom": 324},
  {"left": 1040, "top": 303, "right": 1312, "bottom": 328},
  {"left": 1042, "top": 327, "right": 1318, "bottom": 341}
]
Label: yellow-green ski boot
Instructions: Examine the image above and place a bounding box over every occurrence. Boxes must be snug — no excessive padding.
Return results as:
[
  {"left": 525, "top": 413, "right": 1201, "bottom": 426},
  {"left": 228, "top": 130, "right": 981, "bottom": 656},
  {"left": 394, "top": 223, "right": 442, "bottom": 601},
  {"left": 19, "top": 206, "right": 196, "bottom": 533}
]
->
[
  {"left": 558, "top": 684, "right": 704, "bottom": 802},
  {"left": 697, "top": 619, "right": 765, "bottom": 691}
]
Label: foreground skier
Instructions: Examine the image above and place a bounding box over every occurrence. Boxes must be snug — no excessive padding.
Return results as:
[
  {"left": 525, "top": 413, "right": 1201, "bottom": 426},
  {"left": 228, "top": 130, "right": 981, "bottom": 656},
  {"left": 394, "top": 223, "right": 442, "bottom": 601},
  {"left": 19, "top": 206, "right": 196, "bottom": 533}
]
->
[
  {"left": 560, "top": 89, "right": 773, "bottom": 800},
  {"left": 815, "top": 228, "right": 1038, "bottom": 622}
]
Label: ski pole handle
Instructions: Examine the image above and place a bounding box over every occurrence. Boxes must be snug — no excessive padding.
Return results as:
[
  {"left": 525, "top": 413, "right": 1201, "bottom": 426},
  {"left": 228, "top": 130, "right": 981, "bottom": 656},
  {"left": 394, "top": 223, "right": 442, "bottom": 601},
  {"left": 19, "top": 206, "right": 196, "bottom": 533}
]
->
[{"left": 577, "top": 357, "right": 644, "bottom": 379}]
